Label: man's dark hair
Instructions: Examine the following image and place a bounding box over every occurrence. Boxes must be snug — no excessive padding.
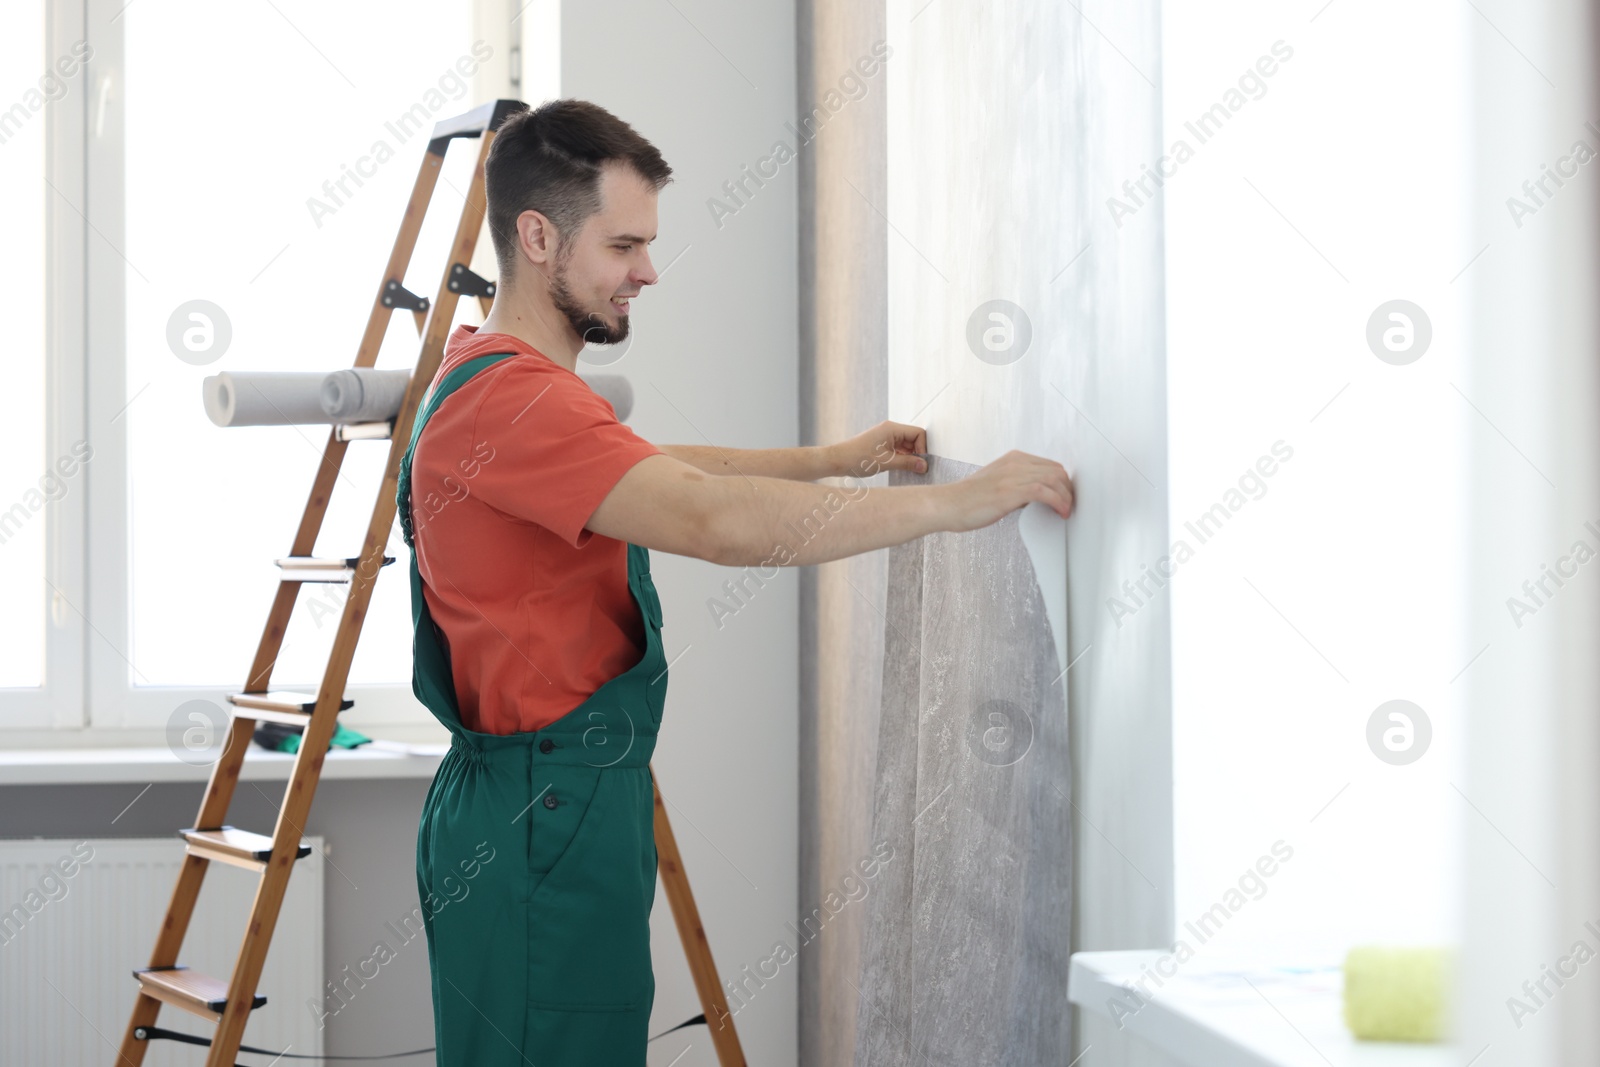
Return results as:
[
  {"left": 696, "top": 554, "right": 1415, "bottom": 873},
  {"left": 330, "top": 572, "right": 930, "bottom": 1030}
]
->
[{"left": 484, "top": 99, "right": 673, "bottom": 279}]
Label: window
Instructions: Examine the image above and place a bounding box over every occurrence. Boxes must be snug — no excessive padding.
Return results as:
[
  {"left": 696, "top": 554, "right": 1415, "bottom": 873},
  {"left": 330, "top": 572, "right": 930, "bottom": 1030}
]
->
[
  {"left": 1166, "top": 4, "right": 1469, "bottom": 956},
  {"left": 4, "top": 0, "right": 556, "bottom": 736}
]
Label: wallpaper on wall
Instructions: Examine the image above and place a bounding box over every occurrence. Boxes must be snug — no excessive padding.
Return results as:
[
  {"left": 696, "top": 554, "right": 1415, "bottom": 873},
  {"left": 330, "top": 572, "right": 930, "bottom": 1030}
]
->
[
  {"left": 800, "top": 0, "right": 1171, "bottom": 1063},
  {"left": 852, "top": 457, "right": 1073, "bottom": 1065}
]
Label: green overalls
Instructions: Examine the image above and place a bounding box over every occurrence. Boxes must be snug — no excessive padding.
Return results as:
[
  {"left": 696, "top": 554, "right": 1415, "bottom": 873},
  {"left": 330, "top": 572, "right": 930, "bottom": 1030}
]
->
[{"left": 396, "top": 352, "right": 668, "bottom": 1066}]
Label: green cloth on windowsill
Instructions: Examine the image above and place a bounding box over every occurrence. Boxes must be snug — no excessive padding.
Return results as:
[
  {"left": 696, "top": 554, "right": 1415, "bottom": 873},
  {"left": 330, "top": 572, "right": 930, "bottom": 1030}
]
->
[{"left": 252, "top": 721, "right": 372, "bottom": 754}]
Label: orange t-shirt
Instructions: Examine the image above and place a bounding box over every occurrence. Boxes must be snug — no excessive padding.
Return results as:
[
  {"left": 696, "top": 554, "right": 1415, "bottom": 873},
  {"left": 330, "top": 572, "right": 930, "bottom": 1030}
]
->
[{"left": 407, "top": 324, "right": 663, "bottom": 735}]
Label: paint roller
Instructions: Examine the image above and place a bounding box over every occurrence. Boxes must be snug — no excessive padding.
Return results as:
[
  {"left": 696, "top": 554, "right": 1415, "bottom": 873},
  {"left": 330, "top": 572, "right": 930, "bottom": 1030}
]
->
[{"left": 202, "top": 367, "right": 635, "bottom": 427}]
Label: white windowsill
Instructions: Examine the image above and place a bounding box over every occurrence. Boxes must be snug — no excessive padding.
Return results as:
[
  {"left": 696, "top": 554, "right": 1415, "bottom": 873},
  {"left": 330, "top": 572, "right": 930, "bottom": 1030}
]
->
[
  {"left": 1070, "top": 950, "right": 1456, "bottom": 1067},
  {"left": 0, "top": 739, "right": 448, "bottom": 787}
]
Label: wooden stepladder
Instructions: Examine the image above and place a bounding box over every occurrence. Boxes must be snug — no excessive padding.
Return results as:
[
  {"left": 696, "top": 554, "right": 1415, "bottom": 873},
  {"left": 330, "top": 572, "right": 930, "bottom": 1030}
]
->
[{"left": 115, "top": 99, "right": 747, "bottom": 1067}]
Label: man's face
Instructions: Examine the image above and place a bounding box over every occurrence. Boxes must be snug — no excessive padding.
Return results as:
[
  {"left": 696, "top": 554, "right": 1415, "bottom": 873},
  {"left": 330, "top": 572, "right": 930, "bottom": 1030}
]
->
[{"left": 547, "top": 162, "right": 659, "bottom": 347}]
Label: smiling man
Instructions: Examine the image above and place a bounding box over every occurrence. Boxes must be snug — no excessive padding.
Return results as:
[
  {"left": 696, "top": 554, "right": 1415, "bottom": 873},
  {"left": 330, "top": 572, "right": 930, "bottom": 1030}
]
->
[{"left": 397, "top": 98, "right": 1074, "bottom": 1066}]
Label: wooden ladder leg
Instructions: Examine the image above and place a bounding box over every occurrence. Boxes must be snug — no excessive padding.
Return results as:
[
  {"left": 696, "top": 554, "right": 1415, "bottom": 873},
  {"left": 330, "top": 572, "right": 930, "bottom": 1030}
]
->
[
  {"left": 651, "top": 767, "right": 748, "bottom": 1066},
  {"left": 113, "top": 706, "right": 257, "bottom": 1067},
  {"left": 202, "top": 718, "right": 334, "bottom": 1067}
]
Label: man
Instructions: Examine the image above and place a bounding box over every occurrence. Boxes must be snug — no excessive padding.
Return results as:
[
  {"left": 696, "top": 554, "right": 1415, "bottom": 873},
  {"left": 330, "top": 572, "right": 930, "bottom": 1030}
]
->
[{"left": 397, "top": 98, "right": 1073, "bottom": 1065}]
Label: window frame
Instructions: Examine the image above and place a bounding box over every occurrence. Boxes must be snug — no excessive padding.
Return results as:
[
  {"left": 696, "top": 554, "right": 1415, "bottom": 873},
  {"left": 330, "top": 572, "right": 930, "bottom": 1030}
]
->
[{"left": 7, "top": 0, "right": 91, "bottom": 732}]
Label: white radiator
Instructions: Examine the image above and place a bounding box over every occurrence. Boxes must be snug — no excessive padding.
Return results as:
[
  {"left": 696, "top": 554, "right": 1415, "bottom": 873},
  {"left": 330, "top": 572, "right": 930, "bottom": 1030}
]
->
[{"left": 0, "top": 835, "right": 325, "bottom": 1065}]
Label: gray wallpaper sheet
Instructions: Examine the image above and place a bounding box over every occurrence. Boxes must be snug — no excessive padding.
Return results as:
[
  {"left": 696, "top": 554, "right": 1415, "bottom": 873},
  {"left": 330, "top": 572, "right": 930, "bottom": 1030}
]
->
[{"left": 853, "top": 456, "right": 1072, "bottom": 1065}]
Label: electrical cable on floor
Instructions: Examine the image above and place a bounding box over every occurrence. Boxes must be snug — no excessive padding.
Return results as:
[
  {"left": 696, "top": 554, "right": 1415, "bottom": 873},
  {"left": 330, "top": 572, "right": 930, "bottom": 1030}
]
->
[
  {"left": 135, "top": 1013, "right": 707, "bottom": 1061},
  {"left": 135, "top": 1027, "right": 430, "bottom": 1061}
]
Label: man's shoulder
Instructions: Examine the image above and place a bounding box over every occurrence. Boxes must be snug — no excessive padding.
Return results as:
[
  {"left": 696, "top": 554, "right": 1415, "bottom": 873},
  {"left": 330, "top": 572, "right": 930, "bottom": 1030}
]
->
[
  {"left": 431, "top": 350, "right": 580, "bottom": 407},
  {"left": 474, "top": 354, "right": 614, "bottom": 416}
]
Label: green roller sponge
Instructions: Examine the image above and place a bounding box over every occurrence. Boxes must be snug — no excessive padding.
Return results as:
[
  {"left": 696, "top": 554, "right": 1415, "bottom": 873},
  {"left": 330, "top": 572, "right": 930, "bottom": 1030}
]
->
[{"left": 1342, "top": 945, "right": 1454, "bottom": 1042}]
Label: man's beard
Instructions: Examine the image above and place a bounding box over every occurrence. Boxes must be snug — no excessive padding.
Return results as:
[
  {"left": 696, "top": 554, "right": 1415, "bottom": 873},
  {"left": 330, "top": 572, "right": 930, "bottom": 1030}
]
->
[{"left": 549, "top": 255, "right": 629, "bottom": 347}]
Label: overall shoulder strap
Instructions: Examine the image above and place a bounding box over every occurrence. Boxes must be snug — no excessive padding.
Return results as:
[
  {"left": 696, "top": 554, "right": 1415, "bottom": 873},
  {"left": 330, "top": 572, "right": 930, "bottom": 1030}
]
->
[
  {"left": 396, "top": 351, "right": 521, "bottom": 727},
  {"left": 396, "top": 351, "right": 519, "bottom": 550}
]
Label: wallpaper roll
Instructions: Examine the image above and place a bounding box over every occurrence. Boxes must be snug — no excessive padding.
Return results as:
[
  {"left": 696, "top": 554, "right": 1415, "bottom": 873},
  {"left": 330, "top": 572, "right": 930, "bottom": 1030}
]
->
[
  {"left": 205, "top": 367, "right": 637, "bottom": 427},
  {"left": 320, "top": 368, "right": 414, "bottom": 422},
  {"left": 581, "top": 373, "right": 633, "bottom": 422},
  {"left": 202, "top": 372, "right": 335, "bottom": 427}
]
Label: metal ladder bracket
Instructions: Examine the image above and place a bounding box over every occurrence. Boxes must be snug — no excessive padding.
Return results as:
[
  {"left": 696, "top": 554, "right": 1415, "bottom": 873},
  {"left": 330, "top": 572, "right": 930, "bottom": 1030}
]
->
[{"left": 448, "top": 263, "right": 496, "bottom": 298}]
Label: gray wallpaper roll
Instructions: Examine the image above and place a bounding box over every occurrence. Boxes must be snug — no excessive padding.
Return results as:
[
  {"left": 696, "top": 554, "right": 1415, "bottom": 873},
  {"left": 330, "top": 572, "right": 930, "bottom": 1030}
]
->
[
  {"left": 203, "top": 367, "right": 636, "bottom": 427},
  {"left": 320, "top": 368, "right": 414, "bottom": 422},
  {"left": 203, "top": 369, "right": 411, "bottom": 427},
  {"left": 579, "top": 373, "right": 634, "bottom": 422},
  {"left": 202, "top": 371, "right": 334, "bottom": 427}
]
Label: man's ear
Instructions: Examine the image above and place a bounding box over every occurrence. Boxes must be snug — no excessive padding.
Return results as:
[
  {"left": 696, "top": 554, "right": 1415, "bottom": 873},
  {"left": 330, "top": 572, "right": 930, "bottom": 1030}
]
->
[{"left": 518, "top": 209, "right": 557, "bottom": 268}]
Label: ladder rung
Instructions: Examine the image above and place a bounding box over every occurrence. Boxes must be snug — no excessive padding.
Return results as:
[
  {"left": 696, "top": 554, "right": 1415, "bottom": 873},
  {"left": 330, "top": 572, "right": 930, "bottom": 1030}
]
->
[
  {"left": 181, "top": 826, "right": 313, "bottom": 871},
  {"left": 227, "top": 690, "right": 353, "bottom": 726},
  {"left": 335, "top": 420, "right": 394, "bottom": 441},
  {"left": 133, "top": 965, "right": 266, "bottom": 1020},
  {"left": 275, "top": 555, "right": 395, "bottom": 583}
]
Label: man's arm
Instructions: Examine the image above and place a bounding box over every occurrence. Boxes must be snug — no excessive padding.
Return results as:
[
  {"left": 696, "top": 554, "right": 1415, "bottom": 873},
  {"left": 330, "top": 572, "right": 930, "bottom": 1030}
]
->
[
  {"left": 658, "top": 443, "right": 838, "bottom": 481},
  {"left": 585, "top": 451, "right": 1074, "bottom": 567},
  {"left": 660, "top": 420, "right": 932, "bottom": 483}
]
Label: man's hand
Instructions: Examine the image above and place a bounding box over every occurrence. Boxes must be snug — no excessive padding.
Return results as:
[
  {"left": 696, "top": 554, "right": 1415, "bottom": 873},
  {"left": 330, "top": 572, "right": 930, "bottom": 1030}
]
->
[
  {"left": 831, "top": 420, "right": 929, "bottom": 479},
  {"left": 943, "top": 450, "right": 1075, "bottom": 527}
]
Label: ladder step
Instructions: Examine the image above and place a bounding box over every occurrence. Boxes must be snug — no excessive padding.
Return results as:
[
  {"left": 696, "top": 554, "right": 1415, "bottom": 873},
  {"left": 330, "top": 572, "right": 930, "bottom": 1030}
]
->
[
  {"left": 133, "top": 965, "right": 266, "bottom": 1020},
  {"left": 275, "top": 555, "right": 395, "bottom": 583},
  {"left": 181, "top": 826, "right": 313, "bottom": 871},
  {"left": 227, "top": 690, "right": 353, "bottom": 726}
]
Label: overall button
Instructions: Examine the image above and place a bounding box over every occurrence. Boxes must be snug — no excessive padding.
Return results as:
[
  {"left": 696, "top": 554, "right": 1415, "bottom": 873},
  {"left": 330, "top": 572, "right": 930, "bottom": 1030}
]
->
[
  {"left": 538, "top": 738, "right": 555, "bottom": 754},
  {"left": 543, "top": 793, "right": 559, "bottom": 809}
]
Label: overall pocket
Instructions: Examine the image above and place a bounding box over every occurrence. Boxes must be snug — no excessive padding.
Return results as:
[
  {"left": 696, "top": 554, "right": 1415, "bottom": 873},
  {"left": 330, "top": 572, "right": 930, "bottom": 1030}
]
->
[
  {"left": 527, "top": 764, "right": 602, "bottom": 881},
  {"left": 526, "top": 770, "right": 656, "bottom": 1012}
]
